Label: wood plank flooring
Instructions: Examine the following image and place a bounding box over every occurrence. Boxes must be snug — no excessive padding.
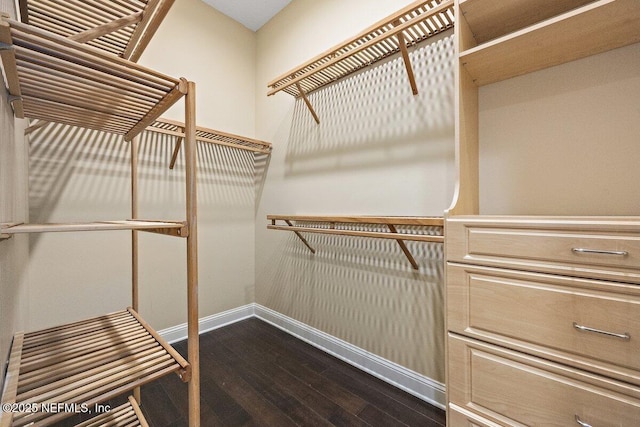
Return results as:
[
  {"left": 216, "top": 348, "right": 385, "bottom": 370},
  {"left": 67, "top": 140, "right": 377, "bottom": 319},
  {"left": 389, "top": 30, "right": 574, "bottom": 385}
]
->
[{"left": 56, "top": 318, "right": 446, "bottom": 426}]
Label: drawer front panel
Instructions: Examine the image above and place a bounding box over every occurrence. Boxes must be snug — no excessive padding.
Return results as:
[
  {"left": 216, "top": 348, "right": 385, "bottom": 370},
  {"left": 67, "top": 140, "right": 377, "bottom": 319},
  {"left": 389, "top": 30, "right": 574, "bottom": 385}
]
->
[
  {"left": 448, "top": 404, "right": 502, "bottom": 427},
  {"left": 448, "top": 334, "right": 640, "bottom": 426},
  {"left": 447, "top": 263, "right": 640, "bottom": 380},
  {"left": 446, "top": 217, "right": 640, "bottom": 283}
]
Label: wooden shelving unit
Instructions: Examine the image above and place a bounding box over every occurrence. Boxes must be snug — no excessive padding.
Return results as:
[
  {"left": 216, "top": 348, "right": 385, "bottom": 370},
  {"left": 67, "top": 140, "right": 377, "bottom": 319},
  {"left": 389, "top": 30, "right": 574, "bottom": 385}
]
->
[
  {"left": 4, "top": 309, "right": 187, "bottom": 427},
  {"left": 267, "top": 0, "right": 454, "bottom": 123},
  {"left": 446, "top": 0, "right": 640, "bottom": 424},
  {"left": 146, "top": 118, "right": 272, "bottom": 169},
  {"left": 268, "top": 215, "right": 444, "bottom": 270},
  {"left": 0, "top": 8, "right": 202, "bottom": 427}
]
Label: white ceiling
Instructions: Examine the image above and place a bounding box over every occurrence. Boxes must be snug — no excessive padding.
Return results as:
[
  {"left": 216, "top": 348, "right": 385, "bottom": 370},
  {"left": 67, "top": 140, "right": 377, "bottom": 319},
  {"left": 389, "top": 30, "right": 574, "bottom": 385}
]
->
[{"left": 201, "top": 0, "right": 291, "bottom": 31}]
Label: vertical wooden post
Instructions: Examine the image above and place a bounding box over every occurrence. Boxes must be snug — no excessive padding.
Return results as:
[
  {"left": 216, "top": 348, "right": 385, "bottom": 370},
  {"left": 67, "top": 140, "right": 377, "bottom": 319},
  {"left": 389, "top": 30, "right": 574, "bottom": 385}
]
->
[
  {"left": 131, "top": 135, "right": 140, "bottom": 310},
  {"left": 184, "top": 81, "right": 200, "bottom": 427},
  {"left": 130, "top": 135, "right": 141, "bottom": 404}
]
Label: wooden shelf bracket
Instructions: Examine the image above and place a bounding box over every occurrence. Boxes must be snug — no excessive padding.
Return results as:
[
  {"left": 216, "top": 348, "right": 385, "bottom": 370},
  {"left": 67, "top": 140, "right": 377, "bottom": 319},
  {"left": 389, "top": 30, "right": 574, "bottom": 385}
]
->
[
  {"left": 283, "top": 219, "right": 317, "bottom": 254},
  {"left": 268, "top": 215, "right": 444, "bottom": 270},
  {"left": 394, "top": 20, "right": 419, "bottom": 95},
  {"left": 267, "top": 0, "right": 454, "bottom": 121},
  {"left": 295, "top": 82, "right": 320, "bottom": 124}
]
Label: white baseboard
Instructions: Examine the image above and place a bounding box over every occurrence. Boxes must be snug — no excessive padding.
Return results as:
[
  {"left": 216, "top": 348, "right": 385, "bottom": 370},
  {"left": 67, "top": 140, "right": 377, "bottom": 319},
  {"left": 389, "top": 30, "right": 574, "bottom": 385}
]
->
[
  {"left": 158, "top": 303, "right": 446, "bottom": 410},
  {"left": 157, "top": 304, "right": 254, "bottom": 344}
]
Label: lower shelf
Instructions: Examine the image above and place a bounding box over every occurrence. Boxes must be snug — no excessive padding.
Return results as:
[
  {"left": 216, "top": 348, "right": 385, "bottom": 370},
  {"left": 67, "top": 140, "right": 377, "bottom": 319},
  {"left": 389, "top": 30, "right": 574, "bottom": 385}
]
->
[
  {"left": 0, "top": 308, "right": 189, "bottom": 427},
  {"left": 74, "top": 396, "right": 148, "bottom": 427}
]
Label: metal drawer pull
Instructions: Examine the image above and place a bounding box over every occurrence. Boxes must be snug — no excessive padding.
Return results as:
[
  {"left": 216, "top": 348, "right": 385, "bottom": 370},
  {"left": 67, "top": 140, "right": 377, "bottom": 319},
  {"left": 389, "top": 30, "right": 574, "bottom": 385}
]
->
[
  {"left": 573, "top": 322, "right": 630, "bottom": 341},
  {"left": 575, "top": 415, "right": 592, "bottom": 427},
  {"left": 572, "top": 248, "right": 628, "bottom": 256}
]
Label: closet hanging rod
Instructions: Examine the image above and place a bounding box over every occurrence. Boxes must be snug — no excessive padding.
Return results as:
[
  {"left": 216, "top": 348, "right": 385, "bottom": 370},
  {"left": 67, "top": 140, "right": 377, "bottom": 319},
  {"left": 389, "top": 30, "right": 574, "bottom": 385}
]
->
[{"left": 267, "top": 215, "right": 444, "bottom": 270}]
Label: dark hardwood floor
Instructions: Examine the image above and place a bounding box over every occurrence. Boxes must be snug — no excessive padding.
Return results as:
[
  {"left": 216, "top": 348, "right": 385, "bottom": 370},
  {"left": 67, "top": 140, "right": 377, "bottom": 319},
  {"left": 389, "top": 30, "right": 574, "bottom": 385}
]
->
[{"left": 58, "top": 318, "right": 446, "bottom": 426}]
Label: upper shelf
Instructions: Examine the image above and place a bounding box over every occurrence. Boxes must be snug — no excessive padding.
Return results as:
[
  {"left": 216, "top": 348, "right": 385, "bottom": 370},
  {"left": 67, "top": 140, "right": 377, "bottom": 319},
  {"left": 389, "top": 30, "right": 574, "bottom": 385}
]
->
[
  {"left": 17, "top": 0, "right": 175, "bottom": 62},
  {"left": 459, "top": 0, "right": 595, "bottom": 44},
  {"left": 147, "top": 118, "right": 272, "bottom": 155},
  {"left": 0, "top": 16, "right": 186, "bottom": 141},
  {"left": 459, "top": 0, "right": 640, "bottom": 86},
  {"left": 267, "top": 0, "right": 454, "bottom": 99}
]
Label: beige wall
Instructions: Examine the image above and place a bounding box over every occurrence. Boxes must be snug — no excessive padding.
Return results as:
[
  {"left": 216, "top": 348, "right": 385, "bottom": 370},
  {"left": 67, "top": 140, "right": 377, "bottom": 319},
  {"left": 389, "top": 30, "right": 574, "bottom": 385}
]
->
[
  {"left": 0, "top": 0, "right": 28, "bottom": 389},
  {"left": 23, "top": 0, "right": 258, "bottom": 331},
  {"left": 254, "top": 0, "right": 455, "bottom": 383},
  {"left": 479, "top": 42, "right": 640, "bottom": 216}
]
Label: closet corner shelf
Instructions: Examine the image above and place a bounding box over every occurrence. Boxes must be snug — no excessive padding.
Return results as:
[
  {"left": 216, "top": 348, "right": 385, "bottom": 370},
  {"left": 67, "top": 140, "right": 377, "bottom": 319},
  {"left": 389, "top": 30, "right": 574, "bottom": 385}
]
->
[
  {"left": 266, "top": 0, "right": 454, "bottom": 123},
  {"left": 146, "top": 118, "right": 272, "bottom": 169},
  {"left": 459, "top": 0, "right": 640, "bottom": 86},
  {"left": 0, "top": 220, "right": 188, "bottom": 238},
  {"left": 0, "top": 16, "right": 187, "bottom": 140},
  {"left": 17, "top": 0, "right": 175, "bottom": 62},
  {"left": 0, "top": 308, "right": 189, "bottom": 427},
  {"left": 267, "top": 215, "right": 444, "bottom": 270}
]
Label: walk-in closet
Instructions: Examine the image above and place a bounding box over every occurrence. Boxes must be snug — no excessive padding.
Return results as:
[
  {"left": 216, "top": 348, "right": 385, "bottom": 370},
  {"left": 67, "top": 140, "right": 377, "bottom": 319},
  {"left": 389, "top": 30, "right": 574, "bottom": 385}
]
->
[{"left": 1, "top": 0, "right": 638, "bottom": 426}]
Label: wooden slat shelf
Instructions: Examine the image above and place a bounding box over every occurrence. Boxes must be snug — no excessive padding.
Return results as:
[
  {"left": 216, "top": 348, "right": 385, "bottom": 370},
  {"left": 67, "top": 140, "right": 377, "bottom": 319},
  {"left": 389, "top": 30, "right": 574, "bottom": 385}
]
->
[
  {"left": 459, "top": 0, "right": 640, "bottom": 86},
  {"left": 145, "top": 118, "right": 273, "bottom": 169},
  {"left": 0, "top": 308, "right": 189, "bottom": 427},
  {"left": 1, "top": 220, "right": 188, "bottom": 238},
  {"left": 266, "top": 0, "right": 454, "bottom": 123},
  {"left": 18, "top": 0, "right": 174, "bottom": 62},
  {"left": 268, "top": 215, "right": 444, "bottom": 270},
  {"left": 0, "top": 16, "right": 186, "bottom": 140},
  {"left": 73, "top": 396, "right": 149, "bottom": 427}
]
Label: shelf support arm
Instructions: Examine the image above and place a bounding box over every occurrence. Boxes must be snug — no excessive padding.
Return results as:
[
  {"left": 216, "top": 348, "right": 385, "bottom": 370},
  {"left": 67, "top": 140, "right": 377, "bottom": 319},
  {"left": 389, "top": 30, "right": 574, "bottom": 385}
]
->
[
  {"left": 388, "top": 224, "right": 419, "bottom": 270},
  {"left": 283, "top": 219, "right": 316, "bottom": 254},
  {"left": 169, "top": 136, "right": 184, "bottom": 169},
  {"left": 71, "top": 12, "right": 143, "bottom": 44},
  {"left": 295, "top": 82, "right": 320, "bottom": 124},
  {"left": 394, "top": 20, "right": 418, "bottom": 96}
]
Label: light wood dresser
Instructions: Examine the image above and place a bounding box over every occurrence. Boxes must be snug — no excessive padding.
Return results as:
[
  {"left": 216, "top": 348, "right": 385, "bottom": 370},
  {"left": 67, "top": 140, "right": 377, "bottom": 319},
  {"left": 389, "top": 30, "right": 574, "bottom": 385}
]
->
[
  {"left": 445, "top": 217, "right": 640, "bottom": 425},
  {"left": 446, "top": 0, "right": 640, "bottom": 424}
]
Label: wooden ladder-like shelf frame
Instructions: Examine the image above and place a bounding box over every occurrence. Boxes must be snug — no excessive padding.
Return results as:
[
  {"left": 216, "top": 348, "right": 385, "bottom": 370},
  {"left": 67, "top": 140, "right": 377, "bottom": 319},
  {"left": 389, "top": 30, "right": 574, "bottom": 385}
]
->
[
  {"left": 2, "top": 309, "right": 188, "bottom": 427},
  {"left": 0, "top": 12, "right": 201, "bottom": 427},
  {"left": 267, "top": 0, "right": 454, "bottom": 124},
  {"left": 268, "top": 215, "right": 444, "bottom": 270}
]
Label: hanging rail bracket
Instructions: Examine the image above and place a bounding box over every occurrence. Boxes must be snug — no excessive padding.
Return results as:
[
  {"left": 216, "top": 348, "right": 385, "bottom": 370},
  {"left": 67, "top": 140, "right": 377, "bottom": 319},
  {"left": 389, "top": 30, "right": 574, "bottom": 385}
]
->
[{"left": 0, "top": 223, "right": 22, "bottom": 241}]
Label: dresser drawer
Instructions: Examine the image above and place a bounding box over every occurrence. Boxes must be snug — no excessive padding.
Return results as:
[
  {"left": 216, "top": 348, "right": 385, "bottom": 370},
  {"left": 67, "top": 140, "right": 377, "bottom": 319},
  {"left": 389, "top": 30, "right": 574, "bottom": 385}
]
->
[
  {"left": 448, "top": 334, "right": 640, "bottom": 426},
  {"left": 448, "top": 403, "right": 501, "bottom": 427},
  {"left": 446, "top": 217, "right": 640, "bottom": 283},
  {"left": 447, "top": 263, "right": 640, "bottom": 384}
]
